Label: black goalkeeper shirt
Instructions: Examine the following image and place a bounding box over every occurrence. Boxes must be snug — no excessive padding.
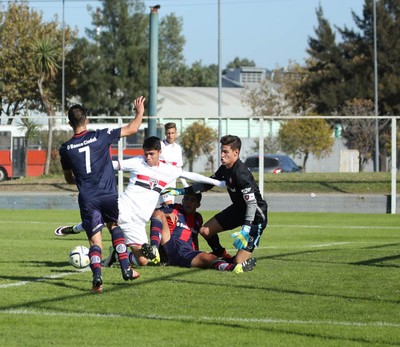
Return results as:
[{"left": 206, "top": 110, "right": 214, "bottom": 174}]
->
[{"left": 211, "top": 159, "right": 268, "bottom": 223}]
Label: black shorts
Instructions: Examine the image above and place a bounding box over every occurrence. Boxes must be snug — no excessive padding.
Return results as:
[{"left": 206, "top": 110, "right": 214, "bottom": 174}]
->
[
  {"left": 214, "top": 204, "right": 246, "bottom": 230},
  {"left": 163, "top": 238, "right": 202, "bottom": 268},
  {"left": 215, "top": 204, "right": 267, "bottom": 252},
  {"left": 79, "top": 194, "right": 119, "bottom": 238}
]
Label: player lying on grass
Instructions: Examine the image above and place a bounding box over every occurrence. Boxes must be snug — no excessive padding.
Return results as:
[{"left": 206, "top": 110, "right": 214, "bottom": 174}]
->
[
  {"left": 55, "top": 136, "right": 226, "bottom": 268},
  {"left": 139, "top": 192, "right": 256, "bottom": 273},
  {"left": 163, "top": 135, "right": 268, "bottom": 266}
]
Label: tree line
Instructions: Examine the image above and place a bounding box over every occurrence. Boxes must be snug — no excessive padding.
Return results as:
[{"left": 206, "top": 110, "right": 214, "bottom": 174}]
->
[
  {"left": 243, "top": 0, "right": 400, "bottom": 172},
  {"left": 0, "top": 0, "right": 244, "bottom": 173},
  {"left": 1, "top": 0, "right": 399, "bottom": 173},
  {"left": 0, "top": 0, "right": 226, "bottom": 121}
]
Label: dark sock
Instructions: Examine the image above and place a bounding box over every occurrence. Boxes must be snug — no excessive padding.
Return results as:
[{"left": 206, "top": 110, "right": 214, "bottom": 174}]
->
[
  {"left": 206, "top": 234, "right": 225, "bottom": 256},
  {"left": 89, "top": 245, "right": 102, "bottom": 277},
  {"left": 149, "top": 218, "right": 162, "bottom": 248},
  {"left": 212, "top": 260, "right": 236, "bottom": 272},
  {"left": 111, "top": 226, "right": 130, "bottom": 270},
  {"left": 128, "top": 252, "right": 139, "bottom": 267}
]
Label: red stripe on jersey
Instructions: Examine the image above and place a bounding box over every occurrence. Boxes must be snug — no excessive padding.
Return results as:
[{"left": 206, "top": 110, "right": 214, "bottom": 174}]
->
[
  {"left": 136, "top": 174, "right": 167, "bottom": 187},
  {"left": 179, "top": 213, "right": 196, "bottom": 242},
  {"left": 159, "top": 159, "right": 178, "bottom": 166},
  {"left": 73, "top": 130, "right": 89, "bottom": 138},
  {"left": 185, "top": 214, "right": 196, "bottom": 229}
]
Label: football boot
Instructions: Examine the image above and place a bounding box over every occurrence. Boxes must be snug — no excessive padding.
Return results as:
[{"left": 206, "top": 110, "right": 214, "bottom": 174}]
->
[
  {"left": 54, "top": 225, "right": 80, "bottom": 236},
  {"left": 141, "top": 243, "right": 160, "bottom": 264},
  {"left": 91, "top": 275, "right": 103, "bottom": 294},
  {"left": 233, "top": 257, "right": 257, "bottom": 274},
  {"left": 122, "top": 267, "right": 140, "bottom": 281}
]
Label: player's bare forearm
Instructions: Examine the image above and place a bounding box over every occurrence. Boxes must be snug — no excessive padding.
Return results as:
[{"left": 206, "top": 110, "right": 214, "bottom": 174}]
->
[
  {"left": 63, "top": 170, "right": 75, "bottom": 184},
  {"left": 120, "top": 96, "right": 146, "bottom": 137}
]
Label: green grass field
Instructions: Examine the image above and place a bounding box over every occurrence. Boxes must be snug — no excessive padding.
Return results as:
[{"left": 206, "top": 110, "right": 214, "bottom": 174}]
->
[{"left": 0, "top": 209, "right": 399, "bottom": 347}]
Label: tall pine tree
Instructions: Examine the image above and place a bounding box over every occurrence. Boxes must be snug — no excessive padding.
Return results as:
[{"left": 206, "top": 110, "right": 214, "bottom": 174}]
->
[
  {"left": 300, "top": 5, "right": 345, "bottom": 114},
  {"left": 76, "top": 0, "right": 148, "bottom": 117}
]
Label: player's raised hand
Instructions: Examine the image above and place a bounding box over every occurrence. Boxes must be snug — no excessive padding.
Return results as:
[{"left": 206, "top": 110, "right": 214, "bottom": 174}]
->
[{"left": 133, "top": 96, "right": 145, "bottom": 115}]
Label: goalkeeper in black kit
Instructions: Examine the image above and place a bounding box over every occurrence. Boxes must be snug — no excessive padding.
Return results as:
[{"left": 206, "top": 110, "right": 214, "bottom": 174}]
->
[{"left": 165, "top": 134, "right": 268, "bottom": 269}]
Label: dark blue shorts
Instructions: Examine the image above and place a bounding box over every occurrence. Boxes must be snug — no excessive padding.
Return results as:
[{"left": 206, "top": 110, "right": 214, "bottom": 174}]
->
[
  {"left": 79, "top": 194, "right": 119, "bottom": 238},
  {"left": 163, "top": 238, "right": 202, "bottom": 268}
]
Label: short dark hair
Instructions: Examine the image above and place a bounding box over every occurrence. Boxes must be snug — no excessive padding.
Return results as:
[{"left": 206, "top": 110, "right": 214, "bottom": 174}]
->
[
  {"left": 143, "top": 136, "right": 161, "bottom": 150},
  {"left": 164, "top": 122, "right": 176, "bottom": 131},
  {"left": 68, "top": 105, "right": 87, "bottom": 129},
  {"left": 184, "top": 192, "right": 202, "bottom": 203},
  {"left": 220, "top": 135, "right": 241, "bottom": 151}
]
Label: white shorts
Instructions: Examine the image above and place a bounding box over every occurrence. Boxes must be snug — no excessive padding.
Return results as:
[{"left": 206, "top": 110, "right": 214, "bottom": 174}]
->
[{"left": 118, "top": 197, "right": 149, "bottom": 246}]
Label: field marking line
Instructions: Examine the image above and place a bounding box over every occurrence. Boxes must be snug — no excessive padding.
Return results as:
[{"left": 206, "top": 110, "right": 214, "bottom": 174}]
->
[
  {"left": 246, "top": 241, "right": 392, "bottom": 251},
  {"left": 0, "top": 221, "right": 76, "bottom": 225},
  {"left": 1, "top": 308, "right": 399, "bottom": 328},
  {"left": 0, "top": 269, "right": 89, "bottom": 289},
  {"left": 272, "top": 224, "right": 400, "bottom": 230},
  {"left": 0, "top": 240, "right": 392, "bottom": 290},
  {"left": 308, "top": 242, "right": 352, "bottom": 248},
  {"left": 2, "top": 220, "right": 400, "bottom": 230}
]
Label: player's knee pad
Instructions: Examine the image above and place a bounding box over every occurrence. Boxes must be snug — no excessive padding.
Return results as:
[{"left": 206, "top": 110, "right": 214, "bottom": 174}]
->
[
  {"left": 115, "top": 243, "right": 127, "bottom": 254},
  {"left": 89, "top": 245, "right": 102, "bottom": 265}
]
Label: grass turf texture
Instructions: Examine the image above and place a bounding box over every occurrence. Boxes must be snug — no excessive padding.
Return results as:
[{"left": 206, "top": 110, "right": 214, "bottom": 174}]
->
[{"left": 0, "top": 209, "right": 399, "bottom": 347}]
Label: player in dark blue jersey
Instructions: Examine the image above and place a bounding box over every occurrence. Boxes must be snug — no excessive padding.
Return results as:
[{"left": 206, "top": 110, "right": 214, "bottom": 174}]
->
[
  {"left": 143, "top": 193, "right": 256, "bottom": 273},
  {"left": 164, "top": 135, "right": 268, "bottom": 268},
  {"left": 59, "top": 96, "right": 145, "bottom": 293}
]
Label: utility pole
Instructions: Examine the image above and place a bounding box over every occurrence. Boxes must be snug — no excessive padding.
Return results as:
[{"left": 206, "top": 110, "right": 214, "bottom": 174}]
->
[
  {"left": 217, "top": 0, "right": 222, "bottom": 165},
  {"left": 61, "top": 0, "right": 65, "bottom": 119},
  {"left": 373, "top": 0, "right": 379, "bottom": 171},
  {"left": 148, "top": 5, "right": 160, "bottom": 137}
]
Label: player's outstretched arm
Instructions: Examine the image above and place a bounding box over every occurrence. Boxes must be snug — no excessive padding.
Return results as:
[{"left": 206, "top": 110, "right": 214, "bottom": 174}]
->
[
  {"left": 112, "top": 156, "right": 143, "bottom": 171},
  {"left": 120, "top": 96, "right": 146, "bottom": 137},
  {"left": 180, "top": 171, "right": 226, "bottom": 188},
  {"left": 162, "top": 171, "right": 226, "bottom": 195}
]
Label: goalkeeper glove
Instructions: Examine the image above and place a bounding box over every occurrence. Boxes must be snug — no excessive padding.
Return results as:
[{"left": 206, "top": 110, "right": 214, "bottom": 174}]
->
[
  {"left": 162, "top": 187, "right": 185, "bottom": 196},
  {"left": 230, "top": 224, "right": 251, "bottom": 250}
]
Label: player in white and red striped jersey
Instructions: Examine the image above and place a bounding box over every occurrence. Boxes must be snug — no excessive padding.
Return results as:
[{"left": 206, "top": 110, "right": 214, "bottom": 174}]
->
[{"left": 113, "top": 136, "right": 224, "bottom": 267}]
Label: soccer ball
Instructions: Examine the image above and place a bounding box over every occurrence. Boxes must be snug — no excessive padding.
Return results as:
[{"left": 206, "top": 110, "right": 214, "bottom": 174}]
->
[{"left": 69, "top": 245, "right": 90, "bottom": 269}]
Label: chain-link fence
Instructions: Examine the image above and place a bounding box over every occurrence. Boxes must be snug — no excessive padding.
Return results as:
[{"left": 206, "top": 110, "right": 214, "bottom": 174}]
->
[{"left": 0, "top": 115, "right": 398, "bottom": 213}]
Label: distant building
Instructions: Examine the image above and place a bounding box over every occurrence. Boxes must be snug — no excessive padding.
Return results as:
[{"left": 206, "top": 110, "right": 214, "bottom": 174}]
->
[
  {"left": 157, "top": 86, "right": 281, "bottom": 140},
  {"left": 222, "top": 66, "right": 269, "bottom": 87}
]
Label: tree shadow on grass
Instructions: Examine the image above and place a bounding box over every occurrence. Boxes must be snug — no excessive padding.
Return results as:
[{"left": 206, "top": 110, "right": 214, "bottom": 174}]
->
[
  {"left": 350, "top": 254, "right": 400, "bottom": 267},
  {"left": 1, "top": 255, "right": 399, "bottom": 346}
]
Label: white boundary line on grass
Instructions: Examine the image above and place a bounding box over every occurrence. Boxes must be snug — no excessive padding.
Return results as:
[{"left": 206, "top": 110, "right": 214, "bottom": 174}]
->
[
  {"left": 1, "top": 308, "right": 399, "bottom": 328},
  {"left": 0, "top": 241, "right": 393, "bottom": 290},
  {"left": 2, "top": 220, "right": 400, "bottom": 230},
  {"left": 0, "top": 269, "right": 89, "bottom": 289},
  {"left": 272, "top": 224, "right": 400, "bottom": 230}
]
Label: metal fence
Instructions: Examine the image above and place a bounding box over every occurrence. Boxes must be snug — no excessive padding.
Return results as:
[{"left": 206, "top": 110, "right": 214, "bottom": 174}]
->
[{"left": 0, "top": 115, "right": 398, "bottom": 214}]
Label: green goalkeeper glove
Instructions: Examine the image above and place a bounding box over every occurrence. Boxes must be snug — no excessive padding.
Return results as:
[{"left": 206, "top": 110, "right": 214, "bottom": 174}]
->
[
  {"left": 230, "top": 225, "right": 251, "bottom": 250},
  {"left": 162, "top": 187, "right": 185, "bottom": 196}
]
